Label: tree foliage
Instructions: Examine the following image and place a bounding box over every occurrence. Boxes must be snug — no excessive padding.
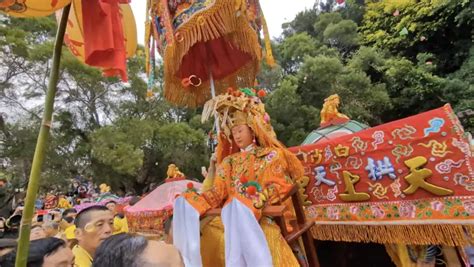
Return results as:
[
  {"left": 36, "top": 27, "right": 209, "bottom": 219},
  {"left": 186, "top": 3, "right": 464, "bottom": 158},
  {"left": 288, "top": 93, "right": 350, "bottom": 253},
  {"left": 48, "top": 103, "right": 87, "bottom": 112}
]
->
[
  {"left": 0, "top": 15, "right": 209, "bottom": 194},
  {"left": 1, "top": 1, "right": 472, "bottom": 194},
  {"left": 361, "top": 0, "right": 473, "bottom": 74}
]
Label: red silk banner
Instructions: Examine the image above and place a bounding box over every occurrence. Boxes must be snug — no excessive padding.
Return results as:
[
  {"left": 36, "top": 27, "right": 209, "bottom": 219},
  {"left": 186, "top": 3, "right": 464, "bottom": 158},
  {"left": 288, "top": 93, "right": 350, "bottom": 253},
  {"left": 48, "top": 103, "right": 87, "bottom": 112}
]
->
[{"left": 290, "top": 105, "right": 474, "bottom": 227}]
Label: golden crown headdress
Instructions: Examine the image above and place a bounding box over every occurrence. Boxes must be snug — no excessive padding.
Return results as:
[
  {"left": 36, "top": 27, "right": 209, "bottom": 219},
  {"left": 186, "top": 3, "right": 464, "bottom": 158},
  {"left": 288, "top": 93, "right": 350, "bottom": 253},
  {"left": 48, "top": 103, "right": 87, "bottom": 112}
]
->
[
  {"left": 201, "top": 87, "right": 303, "bottom": 180},
  {"left": 202, "top": 87, "right": 273, "bottom": 142}
]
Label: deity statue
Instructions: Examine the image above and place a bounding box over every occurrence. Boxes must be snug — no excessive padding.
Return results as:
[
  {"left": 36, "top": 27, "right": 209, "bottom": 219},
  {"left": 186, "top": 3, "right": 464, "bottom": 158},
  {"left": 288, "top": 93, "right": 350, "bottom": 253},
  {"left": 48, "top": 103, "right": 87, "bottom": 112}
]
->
[
  {"left": 99, "top": 183, "right": 111, "bottom": 194},
  {"left": 320, "top": 94, "right": 350, "bottom": 127},
  {"left": 166, "top": 164, "right": 185, "bottom": 180},
  {"left": 173, "top": 88, "right": 303, "bottom": 266}
]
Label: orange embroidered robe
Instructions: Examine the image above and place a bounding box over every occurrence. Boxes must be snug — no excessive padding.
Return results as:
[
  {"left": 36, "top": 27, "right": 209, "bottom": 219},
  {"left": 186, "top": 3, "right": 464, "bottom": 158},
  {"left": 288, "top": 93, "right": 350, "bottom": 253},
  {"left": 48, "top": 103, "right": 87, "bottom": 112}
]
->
[
  {"left": 184, "top": 146, "right": 294, "bottom": 217},
  {"left": 183, "top": 146, "right": 299, "bottom": 267}
]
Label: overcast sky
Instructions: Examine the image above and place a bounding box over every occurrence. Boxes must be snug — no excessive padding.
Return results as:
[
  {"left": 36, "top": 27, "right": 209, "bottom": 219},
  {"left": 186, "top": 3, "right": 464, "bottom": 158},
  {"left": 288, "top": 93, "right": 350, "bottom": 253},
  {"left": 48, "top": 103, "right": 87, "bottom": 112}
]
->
[{"left": 130, "top": 0, "right": 316, "bottom": 44}]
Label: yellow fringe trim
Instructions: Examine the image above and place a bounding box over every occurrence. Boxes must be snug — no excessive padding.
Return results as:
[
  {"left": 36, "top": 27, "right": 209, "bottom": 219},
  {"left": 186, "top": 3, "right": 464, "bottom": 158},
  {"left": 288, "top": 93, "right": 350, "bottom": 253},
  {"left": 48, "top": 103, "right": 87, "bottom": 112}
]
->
[
  {"left": 145, "top": 0, "right": 151, "bottom": 75},
  {"left": 467, "top": 224, "right": 474, "bottom": 244},
  {"left": 311, "top": 224, "right": 474, "bottom": 246},
  {"left": 165, "top": 60, "right": 259, "bottom": 107},
  {"left": 259, "top": 5, "right": 275, "bottom": 67},
  {"left": 162, "top": 0, "right": 262, "bottom": 107}
]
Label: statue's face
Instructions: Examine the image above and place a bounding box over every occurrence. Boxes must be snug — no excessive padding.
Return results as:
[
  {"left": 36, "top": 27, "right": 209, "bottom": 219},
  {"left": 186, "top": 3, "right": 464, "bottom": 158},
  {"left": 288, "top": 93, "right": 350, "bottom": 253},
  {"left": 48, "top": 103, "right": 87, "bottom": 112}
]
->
[{"left": 231, "top": 124, "right": 254, "bottom": 149}]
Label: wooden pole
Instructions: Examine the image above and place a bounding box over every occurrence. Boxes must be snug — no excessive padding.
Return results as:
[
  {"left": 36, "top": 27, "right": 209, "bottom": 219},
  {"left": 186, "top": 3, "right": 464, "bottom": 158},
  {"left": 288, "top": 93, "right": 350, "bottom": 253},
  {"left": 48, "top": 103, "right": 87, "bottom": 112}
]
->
[{"left": 15, "top": 4, "right": 71, "bottom": 266}]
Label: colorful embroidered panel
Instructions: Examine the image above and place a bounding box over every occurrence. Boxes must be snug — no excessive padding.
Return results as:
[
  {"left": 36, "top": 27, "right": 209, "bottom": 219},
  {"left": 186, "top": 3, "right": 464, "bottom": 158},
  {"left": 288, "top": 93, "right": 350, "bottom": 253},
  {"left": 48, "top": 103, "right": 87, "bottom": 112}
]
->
[
  {"left": 290, "top": 104, "right": 474, "bottom": 225},
  {"left": 125, "top": 208, "right": 172, "bottom": 236},
  {"left": 148, "top": 0, "right": 271, "bottom": 106}
]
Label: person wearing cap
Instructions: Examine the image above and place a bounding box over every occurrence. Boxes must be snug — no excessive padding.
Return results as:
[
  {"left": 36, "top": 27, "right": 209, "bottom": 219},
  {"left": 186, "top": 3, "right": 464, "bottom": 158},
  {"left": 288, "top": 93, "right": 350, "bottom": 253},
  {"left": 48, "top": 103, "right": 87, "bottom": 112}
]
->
[
  {"left": 34, "top": 198, "right": 44, "bottom": 210},
  {"left": 173, "top": 88, "right": 303, "bottom": 266}
]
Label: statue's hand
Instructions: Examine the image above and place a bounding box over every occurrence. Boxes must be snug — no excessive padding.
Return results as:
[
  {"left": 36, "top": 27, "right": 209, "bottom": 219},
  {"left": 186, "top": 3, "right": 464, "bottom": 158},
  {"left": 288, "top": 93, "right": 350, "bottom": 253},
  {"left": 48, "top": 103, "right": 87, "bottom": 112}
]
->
[
  {"left": 210, "top": 153, "right": 217, "bottom": 166},
  {"left": 201, "top": 167, "right": 208, "bottom": 178}
]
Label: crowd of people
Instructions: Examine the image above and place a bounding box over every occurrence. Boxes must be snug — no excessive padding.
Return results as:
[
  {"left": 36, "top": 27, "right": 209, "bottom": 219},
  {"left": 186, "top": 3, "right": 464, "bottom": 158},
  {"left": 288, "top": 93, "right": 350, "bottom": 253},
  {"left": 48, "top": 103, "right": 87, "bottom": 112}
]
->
[
  {"left": 0, "top": 202, "right": 184, "bottom": 266},
  {"left": 0, "top": 171, "right": 188, "bottom": 266}
]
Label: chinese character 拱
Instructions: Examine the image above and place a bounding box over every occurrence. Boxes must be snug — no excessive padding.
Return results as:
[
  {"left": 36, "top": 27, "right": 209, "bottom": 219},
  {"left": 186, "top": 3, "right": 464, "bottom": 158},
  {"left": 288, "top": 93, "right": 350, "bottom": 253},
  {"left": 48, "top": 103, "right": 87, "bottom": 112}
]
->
[{"left": 365, "top": 157, "right": 397, "bottom": 181}]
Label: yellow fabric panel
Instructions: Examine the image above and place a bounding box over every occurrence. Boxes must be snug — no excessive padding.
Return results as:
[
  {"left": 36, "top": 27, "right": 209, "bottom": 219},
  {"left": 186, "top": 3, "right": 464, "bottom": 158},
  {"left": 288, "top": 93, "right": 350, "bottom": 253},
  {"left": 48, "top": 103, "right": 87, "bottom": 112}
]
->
[
  {"left": 200, "top": 217, "right": 298, "bottom": 267},
  {"left": 442, "top": 246, "right": 461, "bottom": 267},
  {"left": 1, "top": 0, "right": 71, "bottom": 18}
]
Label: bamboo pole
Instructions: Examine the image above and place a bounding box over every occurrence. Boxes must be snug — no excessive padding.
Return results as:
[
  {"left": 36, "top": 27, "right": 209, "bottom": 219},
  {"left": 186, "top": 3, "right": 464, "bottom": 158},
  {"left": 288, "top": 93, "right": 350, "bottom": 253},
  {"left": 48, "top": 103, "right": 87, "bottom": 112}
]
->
[{"left": 15, "top": 5, "right": 71, "bottom": 267}]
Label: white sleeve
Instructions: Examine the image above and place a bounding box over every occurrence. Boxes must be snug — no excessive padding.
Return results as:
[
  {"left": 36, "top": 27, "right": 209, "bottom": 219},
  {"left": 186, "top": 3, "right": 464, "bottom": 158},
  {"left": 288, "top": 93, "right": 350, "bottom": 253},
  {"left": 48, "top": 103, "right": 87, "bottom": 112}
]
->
[
  {"left": 173, "top": 197, "right": 202, "bottom": 267},
  {"left": 221, "top": 198, "right": 273, "bottom": 267}
]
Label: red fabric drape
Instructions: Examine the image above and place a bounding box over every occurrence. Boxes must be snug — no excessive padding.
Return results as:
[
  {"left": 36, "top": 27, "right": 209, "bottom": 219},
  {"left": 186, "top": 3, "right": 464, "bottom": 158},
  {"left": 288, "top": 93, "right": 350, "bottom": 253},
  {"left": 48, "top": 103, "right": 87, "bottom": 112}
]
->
[
  {"left": 178, "top": 37, "right": 252, "bottom": 82},
  {"left": 82, "top": 0, "right": 130, "bottom": 81}
]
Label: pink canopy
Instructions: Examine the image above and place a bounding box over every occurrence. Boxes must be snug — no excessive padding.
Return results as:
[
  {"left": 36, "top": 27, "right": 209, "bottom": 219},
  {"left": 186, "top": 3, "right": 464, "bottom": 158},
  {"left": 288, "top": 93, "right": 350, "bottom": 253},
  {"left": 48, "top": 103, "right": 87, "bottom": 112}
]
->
[
  {"left": 125, "top": 179, "right": 202, "bottom": 235},
  {"left": 74, "top": 196, "right": 132, "bottom": 213},
  {"left": 126, "top": 180, "right": 202, "bottom": 213}
]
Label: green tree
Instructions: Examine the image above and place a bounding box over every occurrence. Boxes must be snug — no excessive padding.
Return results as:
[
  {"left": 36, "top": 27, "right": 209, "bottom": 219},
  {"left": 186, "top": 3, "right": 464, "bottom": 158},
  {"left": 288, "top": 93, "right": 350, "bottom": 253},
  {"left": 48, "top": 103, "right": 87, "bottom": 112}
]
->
[
  {"left": 339, "top": 0, "right": 366, "bottom": 25},
  {"left": 266, "top": 77, "right": 320, "bottom": 146},
  {"left": 155, "top": 123, "right": 208, "bottom": 179},
  {"left": 273, "top": 2, "right": 471, "bottom": 136},
  {"left": 295, "top": 53, "right": 392, "bottom": 126},
  {"left": 277, "top": 33, "right": 319, "bottom": 74},
  {"left": 313, "top": 12, "right": 360, "bottom": 57},
  {"left": 282, "top": 5, "right": 319, "bottom": 38},
  {"left": 91, "top": 119, "right": 156, "bottom": 176},
  {"left": 88, "top": 118, "right": 209, "bottom": 192},
  {"left": 314, "top": 12, "right": 343, "bottom": 41},
  {"left": 347, "top": 46, "right": 387, "bottom": 83},
  {"left": 297, "top": 55, "right": 344, "bottom": 108},
  {"left": 323, "top": 19, "right": 359, "bottom": 56},
  {"left": 0, "top": 118, "right": 37, "bottom": 189},
  {"left": 361, "top": 0, "right": 473, "bottom": 74}
]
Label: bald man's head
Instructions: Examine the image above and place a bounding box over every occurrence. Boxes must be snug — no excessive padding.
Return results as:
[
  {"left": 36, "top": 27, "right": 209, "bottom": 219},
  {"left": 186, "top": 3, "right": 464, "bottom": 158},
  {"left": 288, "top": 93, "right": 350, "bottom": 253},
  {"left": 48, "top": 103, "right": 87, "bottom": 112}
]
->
[
  {"left": 74, "top": 206, "right": 109, "bottom": 228},
  {"left": 92, "top": 234, "right": 184, "bottom": 267}
]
